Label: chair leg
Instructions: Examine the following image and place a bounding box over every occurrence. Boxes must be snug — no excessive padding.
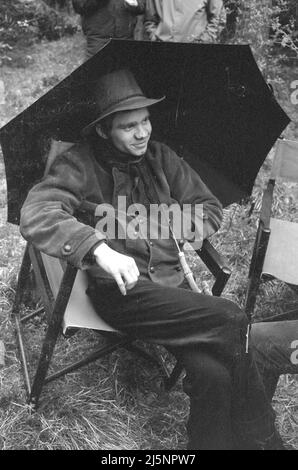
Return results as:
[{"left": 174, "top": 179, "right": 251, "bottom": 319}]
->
[
  {"left": 44, "top": 336, "right": 132, "bottom": 384},
  {"left": 125, "top": 343, "right": 172, "bottom": 382},
  {"left": 29, "top": 265, "right": 77, "bottom": 408},
  {"left": 245, "top": 276, "right": 260, "bottom": 322},
  {"left": 12, "top": 244, "right": 32, "bottom": 311},
  {"left": 12, "top": 244, "right": 33, "bottom": 398},
  {"left": 164, "top": 362, "right": 184, "bottom": 391}
]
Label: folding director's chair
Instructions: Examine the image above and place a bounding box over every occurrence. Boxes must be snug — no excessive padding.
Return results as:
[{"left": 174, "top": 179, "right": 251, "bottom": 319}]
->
[
  {"left": 13, "top": 141, "right": 232, "bottom": 409},
  {"left": 245, "top": 138, "right": 298, "bottom": 320}
]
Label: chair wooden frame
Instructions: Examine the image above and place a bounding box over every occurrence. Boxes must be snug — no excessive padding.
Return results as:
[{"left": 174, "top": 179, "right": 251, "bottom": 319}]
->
[
  {"left": 245, "top": 138, "right": 298, "bottom": 321},
  {"left": 13, "top": 238, "right": 231, "bottom": 409}
]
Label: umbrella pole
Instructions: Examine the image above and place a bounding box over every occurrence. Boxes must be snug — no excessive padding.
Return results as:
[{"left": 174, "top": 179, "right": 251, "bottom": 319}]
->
[
  {"left": 245, "top": 321, "right": 252, "bottom": 354},
  {"left": 177, "top": 249, "right": 201, "bottom": 293}
]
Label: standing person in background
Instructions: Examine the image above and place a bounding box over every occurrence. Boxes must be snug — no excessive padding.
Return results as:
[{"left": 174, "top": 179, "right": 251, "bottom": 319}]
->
[
  {"left": 144, "top": 0, "right": 226, "bottom": 43},
  {"left": 72, "top": 0, "right": 145, "bottom": 58}
]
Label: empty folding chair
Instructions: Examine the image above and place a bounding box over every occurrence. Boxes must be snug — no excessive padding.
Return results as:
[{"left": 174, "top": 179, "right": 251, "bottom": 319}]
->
[{"left": 245, "top": 138, "right": 298, "bottom": 320}]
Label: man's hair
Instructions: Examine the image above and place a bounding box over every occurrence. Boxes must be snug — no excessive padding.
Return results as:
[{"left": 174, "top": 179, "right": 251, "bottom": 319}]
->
[{"left": 99, "top": 114, "right": 115, "bottom": 136}]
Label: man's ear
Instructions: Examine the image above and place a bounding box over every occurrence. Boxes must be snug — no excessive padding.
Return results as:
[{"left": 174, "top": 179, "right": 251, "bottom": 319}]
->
[{"left": 95, "top": 123, "right": 108, "bottom": 140}]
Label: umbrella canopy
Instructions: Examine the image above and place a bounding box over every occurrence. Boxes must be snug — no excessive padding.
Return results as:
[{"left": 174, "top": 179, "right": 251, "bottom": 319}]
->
[{"left": 0, "top": 39, "right": 290, "bottom": 225}]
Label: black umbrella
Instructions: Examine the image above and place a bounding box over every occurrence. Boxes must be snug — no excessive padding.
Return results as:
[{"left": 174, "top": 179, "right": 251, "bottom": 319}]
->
[{"left": 0, "top": 39, "right": 290, "bottom": 225}]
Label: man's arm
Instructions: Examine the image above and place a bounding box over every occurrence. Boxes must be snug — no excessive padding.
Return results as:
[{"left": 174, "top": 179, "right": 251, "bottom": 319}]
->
[
  {"left": 20, "top": 144, "right": 139, "bottom": 293},
  {"left": 20, "top": 146, "right": 103, "bottom": 269},
  {"left": 159, "top": 143, "right": 223, "bottom": 243},
  {"left": 196, "top": 0, "right": 226, "bottom": 43},
  {"left": 124, "top": 0, "right": 146, "bottom": 15},
  {"left": 144, "top": 0, "right": 160, "bottom": 41},
  {"left": 93, "top": 243, "right": 139, "bottom": 295}
]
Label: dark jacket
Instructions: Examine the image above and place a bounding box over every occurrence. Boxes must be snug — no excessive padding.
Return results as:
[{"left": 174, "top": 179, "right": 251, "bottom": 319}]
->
[
  {"left": 73, "top": 0, "right": 145, "bottom": 57},
  {"left": 20, "top": 139, "right": 222, "bottom": 287}
]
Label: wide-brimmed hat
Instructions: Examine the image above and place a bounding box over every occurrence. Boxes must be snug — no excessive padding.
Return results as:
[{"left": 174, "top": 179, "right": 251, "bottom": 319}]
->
[{"left": 82, "top": 69, "right": 165, "bottom": 136}]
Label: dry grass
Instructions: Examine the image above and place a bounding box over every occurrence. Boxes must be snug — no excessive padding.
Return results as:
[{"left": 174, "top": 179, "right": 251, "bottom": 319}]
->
[{"left": 0, "top": 33, "right": 297, "bottom": 450}]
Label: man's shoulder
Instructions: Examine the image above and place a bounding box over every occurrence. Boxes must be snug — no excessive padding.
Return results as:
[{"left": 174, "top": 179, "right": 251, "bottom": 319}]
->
[
  {"left": 148, "top": 140, "right": 180, "bottom": 166},
  {"left": 148, "top": 140, "right": 176, "bottom": 157},
  {"left": 48, "top": 140, "right": 96, "bottom": 176},
  {"left": 56, "top": 140, "right": 94, "bottom": 162}
]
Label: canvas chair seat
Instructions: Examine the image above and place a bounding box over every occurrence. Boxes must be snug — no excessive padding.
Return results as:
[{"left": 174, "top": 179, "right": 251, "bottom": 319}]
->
[
  {"left": 44, "top": 141, "right": 115, "bottom": 333},
  {"left": 262, "top": 218, "right": 298, "bottom": 285},
  {"left": 40, "top": 252, "right": 118, "bottom": 335}
]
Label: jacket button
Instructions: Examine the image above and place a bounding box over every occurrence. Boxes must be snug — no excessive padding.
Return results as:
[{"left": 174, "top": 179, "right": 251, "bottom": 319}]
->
[
  {"left": 149, "top": 241, "right": 154, "bottom": 246},
  {"left": 64, "top": 244, "right": 72, "bottom": 253},
  {"left": 149, "top": 266, "right": 155, "bottom": 273}
]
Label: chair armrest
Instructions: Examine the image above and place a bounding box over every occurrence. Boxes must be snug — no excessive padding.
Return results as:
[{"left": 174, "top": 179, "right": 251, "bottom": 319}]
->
[
  {"left": 195, "top": 239, "right": 231, "bottom": 296},
  {"left": 195, "top": 239, "right": 230, "bottom": 278}
]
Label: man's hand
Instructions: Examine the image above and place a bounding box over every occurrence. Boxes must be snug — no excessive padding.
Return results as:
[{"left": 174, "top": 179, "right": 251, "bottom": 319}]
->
[
  {"left": 93, "top": 243, "right": 140, "bottom": 296},
  {"left": 149, "top": 31, "right": 158, "bottom": 41},
  {"left": 124, "top": 0, "right": 138, "bottom": 8}
]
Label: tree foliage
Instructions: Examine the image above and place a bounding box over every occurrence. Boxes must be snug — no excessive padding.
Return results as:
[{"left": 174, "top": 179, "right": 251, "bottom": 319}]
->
[
  {"left": 0, "top": 0, "right": 78, "bottom": 65},
  {"left": 223, "top": 0, "right": 297, "bottom": 77}
]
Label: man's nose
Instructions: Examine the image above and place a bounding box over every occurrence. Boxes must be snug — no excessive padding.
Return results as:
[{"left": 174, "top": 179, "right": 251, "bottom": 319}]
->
[{"left": 135, "top": 125, "right": 148, "bottom": 139}]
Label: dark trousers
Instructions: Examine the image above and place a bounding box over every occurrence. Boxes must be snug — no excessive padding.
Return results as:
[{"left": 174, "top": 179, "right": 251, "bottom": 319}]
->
[
  {"left": 251, "top": 317, "right": 298, "bottom": 401},
  {"left": 87, "top": 278, "right": 275, "bottom": 450}
]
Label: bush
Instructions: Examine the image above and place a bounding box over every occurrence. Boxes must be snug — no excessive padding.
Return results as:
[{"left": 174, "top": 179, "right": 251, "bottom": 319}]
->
[
  {"left": 34, "top": 2, "right": 79, "bottom": 41},
  {"left": 43, "top": 0, "right": 73, "bottom": 10},
  {"left": 225, "top": 0, "right": 298, "bottom": 77},
  {"left": 0, "top": 0, "right": 79, "bottom": 65},
  {"left": 0, "top": 0, "right": 38, "bottom": 47}
]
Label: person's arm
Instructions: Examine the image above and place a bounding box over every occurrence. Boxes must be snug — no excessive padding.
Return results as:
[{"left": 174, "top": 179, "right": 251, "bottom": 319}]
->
[
  {"left": 93, "top": 243, "right": 139, "bottom": 295},
  {"left": 196, "top": 0, "right": 226, "bottom": 43},
  {"left": 124, "top": 0, "right": 146, "bottom": 15},
  {"left": 159, "top": 143, "right": 223, "bottom": 245},
  {"left": 144, "top": 0, "right": 159, "bottom": 41},
  {"left": 20, "top": 145, "right": 103, "bottom": 269},
  {"left": 20, "top": 144, "right": 139, "bottom": 293}
]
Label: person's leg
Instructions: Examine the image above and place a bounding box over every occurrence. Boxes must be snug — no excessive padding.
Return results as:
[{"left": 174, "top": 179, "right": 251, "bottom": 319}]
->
[
  {"left": 172, "top": 347, "right": 234, "bottom": 449},
  {"left": 87, "top": 278, "right": 275, "bottom": 449},
  {"left": 250, "top": 319, "right": 298, "bottom": 401}
]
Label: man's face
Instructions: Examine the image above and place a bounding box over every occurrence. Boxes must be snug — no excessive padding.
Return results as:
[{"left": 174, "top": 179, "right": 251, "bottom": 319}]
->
[{"left": 108, "top": 108, "right": 152, "bottom": 157}]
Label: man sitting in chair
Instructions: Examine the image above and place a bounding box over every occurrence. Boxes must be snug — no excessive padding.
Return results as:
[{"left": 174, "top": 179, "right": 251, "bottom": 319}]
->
[{"left": 20, "top": 68, "right": 282, "bottom": 450}]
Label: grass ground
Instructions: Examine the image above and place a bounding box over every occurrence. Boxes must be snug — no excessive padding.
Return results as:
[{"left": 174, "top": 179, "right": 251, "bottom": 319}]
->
[{"left": 0, "top": 32, "right": 297, "bottom": 450}]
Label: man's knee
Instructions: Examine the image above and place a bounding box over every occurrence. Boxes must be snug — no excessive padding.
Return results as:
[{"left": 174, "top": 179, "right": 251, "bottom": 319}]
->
[
  {"left": 182, "top": 351, "right": 231, "bottom": 397},
  {"left": 211, "top": 297, "right": 247, "bottom": 330}
]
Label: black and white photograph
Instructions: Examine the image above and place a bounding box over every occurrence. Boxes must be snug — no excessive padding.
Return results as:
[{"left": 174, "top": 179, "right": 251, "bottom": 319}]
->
[{"left": 0, "top": 0, "right": 297, "bottom": 453}]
